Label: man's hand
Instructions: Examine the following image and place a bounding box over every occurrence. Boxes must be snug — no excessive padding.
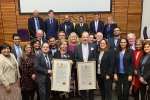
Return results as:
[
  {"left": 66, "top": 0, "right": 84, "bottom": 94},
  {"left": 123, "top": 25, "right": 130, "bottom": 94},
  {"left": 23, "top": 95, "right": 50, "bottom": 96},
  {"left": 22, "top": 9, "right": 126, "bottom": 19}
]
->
[{"left": 48, "top": 70, "right": 52, "bottom": 75}]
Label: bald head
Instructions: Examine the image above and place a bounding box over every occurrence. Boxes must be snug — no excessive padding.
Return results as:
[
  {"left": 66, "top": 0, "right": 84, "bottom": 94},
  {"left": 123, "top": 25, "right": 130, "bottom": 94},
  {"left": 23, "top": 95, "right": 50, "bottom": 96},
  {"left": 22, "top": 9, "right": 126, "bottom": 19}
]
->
[
  {"left": 36, "top": 30, "right": 43, "bottom": 40},
  {"left": 33, "top": 10, "right": 39, "bottom": 18},
  {"left": 64, "top": 15, "right": 70, "bottom": 22},
  {"left": 95, "top": 32, "right": 103, "bottom": 41}
]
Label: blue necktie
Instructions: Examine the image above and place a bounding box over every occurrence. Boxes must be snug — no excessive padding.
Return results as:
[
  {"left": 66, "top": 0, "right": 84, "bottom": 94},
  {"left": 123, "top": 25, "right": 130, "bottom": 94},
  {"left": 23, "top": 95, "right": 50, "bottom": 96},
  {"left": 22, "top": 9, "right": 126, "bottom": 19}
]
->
[
  {"left": 36, "top": 18, "right": 40, "bottom": 29},
  {"left": 45, "top": 56, "right": 50, "bottom": 70}
]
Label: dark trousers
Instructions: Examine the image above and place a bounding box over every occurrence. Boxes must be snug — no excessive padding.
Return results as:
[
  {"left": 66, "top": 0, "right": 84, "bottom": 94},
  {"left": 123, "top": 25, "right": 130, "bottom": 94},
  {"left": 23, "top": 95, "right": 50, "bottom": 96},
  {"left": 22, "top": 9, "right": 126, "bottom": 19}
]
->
[
  {"left": 116, "top": 74, "right": 130, "bottom": 100},
  {"left": 80, "top": 90, "right": 94, "bottom": 100},
  {"left": 97, "top": 74, "right": 112, "bottom": 100},
  {"left": 22, "top": 90, "right": 34, "bottom": 100},
  {"left": 132, "top": 85, "right": 140, "bottom": 100},
  {"left": 140, "top": 79, "right": 150, "bottom": 100},
  {"left": 62, "top": 92, "right": 73, "bottom": 100},
  {"left": 38, "top": 78, "right": 51, "bottom": 100}
]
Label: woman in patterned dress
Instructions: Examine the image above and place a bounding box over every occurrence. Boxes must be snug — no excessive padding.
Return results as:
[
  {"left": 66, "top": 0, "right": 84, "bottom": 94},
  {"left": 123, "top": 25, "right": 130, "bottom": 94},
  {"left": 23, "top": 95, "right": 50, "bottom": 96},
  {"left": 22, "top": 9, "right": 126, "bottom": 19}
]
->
[
  {"left": 53, "top": 39, "right": 75, "bottom": 100},
  {"left": 0, "top": 43, "right": 22, "bottom": 100},
  {"left": 20, "top": 43, "right": 38, "bottom": 100}
]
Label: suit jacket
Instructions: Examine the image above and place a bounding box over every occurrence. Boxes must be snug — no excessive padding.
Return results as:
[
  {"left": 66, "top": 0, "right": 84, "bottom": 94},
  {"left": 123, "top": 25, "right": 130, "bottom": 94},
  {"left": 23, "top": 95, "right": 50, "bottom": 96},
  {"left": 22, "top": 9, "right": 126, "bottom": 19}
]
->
[
  {"left": 108, "top": 36, "right": 122, "bottom": 50},
  {"left": 11, "top": 45, "right": 23, "bottom": 59},
  {"left": 0, "top": 53, "right": 20, "bottom": 87},
  {"left": 34, "top": 52, "right": 53, "bottom": 83},
  {"left": 74, "top": 43, "right": 97, "bottom": 62},
  {"left": 90, "top": 20, "right": 104, "bottom": 34},
  {"left": 59, "top": 21, "right": 74, "bottom": 37},
  {"left": 53, "top": 50, "right": 75, "bottom": 71},
  {"left": 93, "top": 41, "right": 99, "bottom": 52},
  {"left": 28, "top": 17, "right": 45, "bottom": 38},
  {"left": 45, "top": 18, "right": 58, "bottom": 40},
  {"left": 96, "top": 50, "right": 115, "bottom": 78},
  {"left": 75, "top": 23, "right": 88, "bottom": 38},
  {"left": 137, "top": 55, "right": 150, "bottom": 81},
  {"left": 104, "top": 24, "right": 118, "bottom": 38},
  {"left": 114, "top": 49, "right": 134, "bottom": 75}
]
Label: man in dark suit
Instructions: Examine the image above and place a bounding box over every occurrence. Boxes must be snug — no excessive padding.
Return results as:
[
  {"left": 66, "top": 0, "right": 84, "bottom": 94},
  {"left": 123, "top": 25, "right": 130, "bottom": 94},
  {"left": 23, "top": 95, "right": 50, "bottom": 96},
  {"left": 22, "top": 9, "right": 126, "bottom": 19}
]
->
[
  {"left": 49, "top": 37, "right": 58, "bottom": 56},
  {"left": 35, "top": 30, "right": 48, "bottom": 46},
  {"left": 34, "top": 43, "right": 53, "bottom": 100},
  {"left": 75, "top": 16, "right": 88, "bottom": 38},
  {"left": 93, "top": 32, "right": 103, "bottom": 52},
  {"left": 108, "top": 27, "right": 122, "bottom": 50},
  {"left": 45, "top": 10, "right": 58, "bottom": 40},
  {"left": 28, "top": 10, "right": 45, "bottom": 40},
  {"left": 74, "top": 31, "right": 97, "bottom": 100},
  {"left": 90, "top": 13, "right": 104, "bottom": 34},
  {"left": 59, "top": 15, "right": 74, "bottom": 38},
  {"left": 11, "top": 33, "right": 22, "bottom": 63}
]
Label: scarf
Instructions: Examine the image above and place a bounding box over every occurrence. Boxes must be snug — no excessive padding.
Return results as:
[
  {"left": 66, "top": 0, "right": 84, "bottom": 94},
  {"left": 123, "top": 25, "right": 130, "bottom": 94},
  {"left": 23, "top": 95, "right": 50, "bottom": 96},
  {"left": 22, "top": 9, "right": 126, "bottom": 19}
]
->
[{"left": 133, "top": 50, "right": 143, "bottom": 92}]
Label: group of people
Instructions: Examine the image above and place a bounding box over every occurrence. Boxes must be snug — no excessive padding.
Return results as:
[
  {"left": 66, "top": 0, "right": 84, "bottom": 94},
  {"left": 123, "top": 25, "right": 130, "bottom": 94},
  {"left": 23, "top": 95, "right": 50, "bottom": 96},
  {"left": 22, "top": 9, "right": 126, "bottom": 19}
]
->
[{"left": 0, "top": 9, "right": 149, "bottom": 100}]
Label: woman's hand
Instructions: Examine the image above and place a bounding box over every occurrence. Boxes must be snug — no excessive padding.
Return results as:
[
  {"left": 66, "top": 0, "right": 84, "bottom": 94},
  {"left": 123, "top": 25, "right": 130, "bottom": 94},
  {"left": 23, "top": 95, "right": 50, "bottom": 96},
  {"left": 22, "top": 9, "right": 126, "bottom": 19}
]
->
[
  {"left": 17, "top": 78, "right": 20, "bottom": 88},
  {"left": 134, "top": 70, "right": 137, "bottom": 75},
  {"left": 114, "top": 74, "right": 118, "bottom": 81},
  {"left": 128, "top": 75, "right": 132, "bottom": 81},
  {"left": 106, "top": 75, "right": 110, "bottom": 80},
  {"left": 31, "top": 74, "right": 36, "bottom": 80},
  {"left": 5, "top": 85, "right": 11, "bottom": 93},
  {"left": 139, "top": 77, "right": 147, "bottom": 84}
]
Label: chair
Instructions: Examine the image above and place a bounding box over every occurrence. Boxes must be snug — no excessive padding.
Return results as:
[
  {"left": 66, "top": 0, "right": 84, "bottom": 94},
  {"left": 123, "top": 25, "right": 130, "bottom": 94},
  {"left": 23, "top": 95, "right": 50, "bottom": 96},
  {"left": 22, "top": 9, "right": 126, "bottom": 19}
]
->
[
  {"left": 143, "top": 26, "right": 148, "bottom": 39},
  {"left": 17, "top": 29, "right": 29, "bottom": 41}
]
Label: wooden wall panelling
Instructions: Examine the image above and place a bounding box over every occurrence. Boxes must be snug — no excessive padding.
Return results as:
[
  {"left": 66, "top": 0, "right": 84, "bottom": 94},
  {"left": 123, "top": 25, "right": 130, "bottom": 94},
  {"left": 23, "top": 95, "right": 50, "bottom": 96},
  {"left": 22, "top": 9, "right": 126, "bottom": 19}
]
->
[{"left": 1, "top": 1, "right": 17, "bottom": 41}]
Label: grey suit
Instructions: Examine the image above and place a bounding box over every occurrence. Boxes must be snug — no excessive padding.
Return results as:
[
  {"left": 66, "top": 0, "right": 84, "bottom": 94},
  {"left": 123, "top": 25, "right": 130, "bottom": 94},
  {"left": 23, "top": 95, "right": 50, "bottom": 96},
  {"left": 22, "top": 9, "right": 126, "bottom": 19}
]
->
[
  {"left": 74, "top": 43, "right": 97, "bottom": 100},
  {"left": 34, "top": 52, "right": 53, "bottom": 100},
  {"left": 11, "top": 45, "right": 22, "bottom": 59}
]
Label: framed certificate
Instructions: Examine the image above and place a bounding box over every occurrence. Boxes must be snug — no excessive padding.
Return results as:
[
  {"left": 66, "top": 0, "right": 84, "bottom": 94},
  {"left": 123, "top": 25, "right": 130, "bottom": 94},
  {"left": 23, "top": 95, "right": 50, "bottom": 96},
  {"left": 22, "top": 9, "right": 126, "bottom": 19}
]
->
[
  {"left": 77, "top": 61, "right": 96, "bottom": 90},
  {"left": 51, "top": 59, "right": 71, "bottom": 92}
]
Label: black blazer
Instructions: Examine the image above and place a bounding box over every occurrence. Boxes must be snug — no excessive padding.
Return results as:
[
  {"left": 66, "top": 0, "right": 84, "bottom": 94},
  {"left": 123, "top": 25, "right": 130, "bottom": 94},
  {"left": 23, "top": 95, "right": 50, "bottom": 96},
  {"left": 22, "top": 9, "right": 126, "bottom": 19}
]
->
[
  {"left": 11, "top": 45, "right": 23, "bottom": 59},
  {"left": 34, "top": 52, "right": 53, "bottom": 83},
  {"left": 74, "top": 43, "right": 97, "bottom": 62},
  {"left": 96, "top": 50, "right": 115, "bottom": 78},
  {"left": 75, "top": 23, "right": 88, "bottom": 38},
  {"left": 137, "top": 55, "right": 150, "bottom": 80},
  {"left": 114, "top": 49, "right": 134, "bottom": 75},
  {"left": 108, "top": 36, "right": 122, "bottom": 50},
  {"left": 28, "top": 17, "right": 45, "bottom": 38},
  {"left": 53, "top": 50, "right": 75, "bottom": 71},
  {"left": 59, "top": 22, "right": 74, "bottom": 37},
  {"left": 90, "top": 20, "right": 104, "bottom": 34},
  {"left": 104, "top": 24, "right": 118, "bottom": 38}
]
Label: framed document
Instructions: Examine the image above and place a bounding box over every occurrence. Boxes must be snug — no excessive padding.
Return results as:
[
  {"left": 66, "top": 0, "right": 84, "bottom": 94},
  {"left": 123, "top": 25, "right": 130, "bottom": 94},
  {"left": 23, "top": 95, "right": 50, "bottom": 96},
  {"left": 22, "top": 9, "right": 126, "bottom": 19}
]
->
[
  {"left": 51, "top": 59, "right": 71, "bottom": 92},
  {"left": 77, "top": 61, "right": 96, "bottom": 90}
]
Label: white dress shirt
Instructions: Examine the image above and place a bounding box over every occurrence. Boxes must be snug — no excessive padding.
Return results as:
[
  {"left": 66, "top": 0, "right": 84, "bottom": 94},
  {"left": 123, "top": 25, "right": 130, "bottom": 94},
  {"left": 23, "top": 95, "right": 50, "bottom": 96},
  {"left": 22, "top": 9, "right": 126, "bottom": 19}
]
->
[{"left": 82, "top": 43, "right": 89, "bottom": 62}]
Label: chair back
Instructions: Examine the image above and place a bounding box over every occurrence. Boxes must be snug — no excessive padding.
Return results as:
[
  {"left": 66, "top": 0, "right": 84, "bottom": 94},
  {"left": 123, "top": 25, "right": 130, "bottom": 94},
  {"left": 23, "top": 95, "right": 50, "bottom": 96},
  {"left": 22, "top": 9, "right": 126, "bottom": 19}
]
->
[{"left": 17, "top": 29, "right": 29, "bottom": 41}]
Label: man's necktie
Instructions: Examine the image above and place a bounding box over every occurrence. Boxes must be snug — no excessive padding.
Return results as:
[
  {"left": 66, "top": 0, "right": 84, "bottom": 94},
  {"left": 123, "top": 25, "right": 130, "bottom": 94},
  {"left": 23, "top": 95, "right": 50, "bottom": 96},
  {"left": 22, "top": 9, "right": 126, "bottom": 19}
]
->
[
  {"left": 50, "top": 19, "right": 53, "bottom": 26},
  {"left": 36, "top": 18, "right": 40, "bottom": 29},
  {"left": 95, "top": 21, "right": 98, "bottom": 32},
  {"left": 45, "top": 56, "right": 50, "bottom": 70}
]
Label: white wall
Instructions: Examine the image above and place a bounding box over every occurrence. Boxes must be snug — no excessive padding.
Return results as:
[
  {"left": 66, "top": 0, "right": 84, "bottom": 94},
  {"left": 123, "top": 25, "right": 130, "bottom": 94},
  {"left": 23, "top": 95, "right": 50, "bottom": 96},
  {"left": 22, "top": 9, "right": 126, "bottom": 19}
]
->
[{"left": 141, "top": 0, "right": 150, "bottom": 39}]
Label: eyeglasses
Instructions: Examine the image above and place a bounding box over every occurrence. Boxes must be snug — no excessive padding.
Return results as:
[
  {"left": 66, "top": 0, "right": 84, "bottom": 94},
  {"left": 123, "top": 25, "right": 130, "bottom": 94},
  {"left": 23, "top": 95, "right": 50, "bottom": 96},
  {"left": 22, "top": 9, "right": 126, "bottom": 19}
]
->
[
  {"left": 100, "top": 43, "right": 106, "bottom": 44},
  {"left": 42, "top": 46, "right": 49, "bottom": 48}
]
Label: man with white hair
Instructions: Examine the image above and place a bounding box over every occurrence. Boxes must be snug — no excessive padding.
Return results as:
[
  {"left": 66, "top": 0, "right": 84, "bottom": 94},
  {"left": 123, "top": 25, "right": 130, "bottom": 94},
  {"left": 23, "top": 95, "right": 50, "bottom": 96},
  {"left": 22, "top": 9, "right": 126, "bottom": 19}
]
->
[
  {"left": 93, "top": 32, "right": 103, "bottom": 51},
  {"left": 127, "top": 33, "right": 136, "bottom": 50},
  {"left": 35, "top": 30, "right": 48, "bottom": 46}
]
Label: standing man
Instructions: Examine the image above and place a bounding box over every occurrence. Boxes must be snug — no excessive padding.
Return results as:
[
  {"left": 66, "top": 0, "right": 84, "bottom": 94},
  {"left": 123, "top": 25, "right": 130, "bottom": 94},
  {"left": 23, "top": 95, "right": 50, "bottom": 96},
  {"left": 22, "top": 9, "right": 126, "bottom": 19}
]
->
[
  {"left": 108, "top": 27, "right": 122, "bottom": 50},
  {"left": 89, "top": 33, "right": 95, "bottom": 43},
  {"left": 28, "top": 10, "right": 45, "bottom": 40},
  {"left": 75, "top": 16, "right": 89, "bottom": 38},
  {"left": 45, "top": 10, "right": 58, "bottom": 40},
  {"left": 90, "top": 13, "right": 104, "bottom": 34},
  {"left": 48, "top": 37, "right": 58, "bottom": 56},
  {"left": 34, "top": 43, "right": 53, "bottom": 100},
  {"left": 93, "top": 32, "right": 103, "bottom": 51},
  {"left": 59, "top": 15, "right": 74, "bottom": 38},
  {"left": 74, "top": 31, "right": 97, "bottom": 100},
  {"left": 11, "top": 33, "right": 22, "bottom": 64},
  {"left": 127, "top": 33, "right": 136, "bottom": 50}
]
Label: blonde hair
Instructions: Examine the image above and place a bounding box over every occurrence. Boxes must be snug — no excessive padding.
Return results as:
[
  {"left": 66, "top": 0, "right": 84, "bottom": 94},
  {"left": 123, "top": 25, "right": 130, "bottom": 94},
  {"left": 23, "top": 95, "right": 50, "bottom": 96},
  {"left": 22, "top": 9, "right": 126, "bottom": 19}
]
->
[
  {"left": 58, "top": 39, "right": 68, "bottom": 51},
  {"left": 106, "top": 16, "right": 115, "bottom": 24},
  {"left": 68, "top": 32, "right": 79, "bottom": 45},
  {"left": 21, "top": 43, "right": 34, "bottom": 59}
]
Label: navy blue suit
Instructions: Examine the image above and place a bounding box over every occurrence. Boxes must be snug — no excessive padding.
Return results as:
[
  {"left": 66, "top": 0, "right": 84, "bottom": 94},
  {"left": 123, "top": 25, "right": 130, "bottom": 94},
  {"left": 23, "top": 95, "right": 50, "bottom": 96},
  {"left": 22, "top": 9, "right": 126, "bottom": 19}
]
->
[
  {"left": 104, "top": 24, "right": 118, "bottom": 39},
  {"left": 108, "top": 36, "right": 122, "bottom": 50},
  {"left": 45, "top": 18, "right": 58, "bottom": 40},
  {"left": 90, "top": 20, "right": 104, "bottom": 34}
]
